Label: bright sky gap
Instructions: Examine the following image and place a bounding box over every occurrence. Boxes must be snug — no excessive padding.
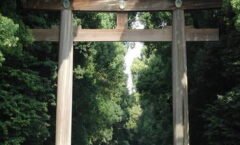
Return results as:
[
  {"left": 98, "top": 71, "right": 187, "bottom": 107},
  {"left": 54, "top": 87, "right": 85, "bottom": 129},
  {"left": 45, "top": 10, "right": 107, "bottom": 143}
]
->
[{"left": 124, "top": 14, "right": 144, "bottom": 94}]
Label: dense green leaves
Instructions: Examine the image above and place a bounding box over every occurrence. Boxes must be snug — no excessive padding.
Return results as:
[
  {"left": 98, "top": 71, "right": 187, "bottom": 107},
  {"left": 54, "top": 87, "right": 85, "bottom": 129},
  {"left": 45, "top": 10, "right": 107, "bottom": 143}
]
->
[
  {"left": 0, "top": 14, "right": 19, "bottom": 49},
  {"left": 231, "top": 0, "right": 240, "bottom": 30},
  {"left": 0, "top": 1, "right": 56, "bottom": 144},
  {"left": 0, "top": 93, "right": 49, "bottom": 145},
  {"left": 203, "top": 86, "right": 240, "bottom": 145},
  {"left": 71, "top": 13, "right": 129, "bottom": 145}
]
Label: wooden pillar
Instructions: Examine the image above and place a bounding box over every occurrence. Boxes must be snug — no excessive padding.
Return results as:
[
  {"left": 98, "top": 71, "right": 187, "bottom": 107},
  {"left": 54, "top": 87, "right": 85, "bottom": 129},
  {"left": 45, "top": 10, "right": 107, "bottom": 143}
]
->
[
  {"left": 55, "top": 9, "right": 73, "bottom": 145},
  {"left": 172, "top": 9, "right": 189, "bottom": 145},
  {"left": 116, "top": 12, "right": 128, "bottom": 29}
]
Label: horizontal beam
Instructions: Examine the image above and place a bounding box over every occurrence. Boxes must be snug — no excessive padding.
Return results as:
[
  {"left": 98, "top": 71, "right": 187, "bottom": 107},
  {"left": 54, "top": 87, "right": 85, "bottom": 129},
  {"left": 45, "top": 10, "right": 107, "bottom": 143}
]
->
[
  {"left": 23, "top": 0, "right": 222, "bottom": 11},
  {"left": 31, "top": 27, "right": 219, "bottom": 42}
]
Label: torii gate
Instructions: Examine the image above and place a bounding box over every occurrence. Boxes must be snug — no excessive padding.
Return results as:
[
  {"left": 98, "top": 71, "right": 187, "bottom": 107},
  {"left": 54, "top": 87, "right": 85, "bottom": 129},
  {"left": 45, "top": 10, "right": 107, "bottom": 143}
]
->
[{"left": 23, "top": 0, "right": 222, "bottom": 145}]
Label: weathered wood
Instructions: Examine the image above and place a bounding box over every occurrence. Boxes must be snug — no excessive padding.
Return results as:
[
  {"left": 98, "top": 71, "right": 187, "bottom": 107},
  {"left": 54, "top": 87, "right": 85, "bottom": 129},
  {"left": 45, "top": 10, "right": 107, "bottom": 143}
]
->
[
  {"left": 172, "top": 9, "right": 189, "bottom": 145},
  {"left": 22, "top": 0, "right": 222, "bottom": 11},
  {"left": 31, "top": 27, "right": 219, "bottom": 42},
  {"left": 116, "top": 13, "right": 128, "bottom": 29},
  {"left": 74, "top": 29, "right": 173, "bottom": 42},
  {"left": 55, "top": 9, "right": 73, "bottom": 145}
]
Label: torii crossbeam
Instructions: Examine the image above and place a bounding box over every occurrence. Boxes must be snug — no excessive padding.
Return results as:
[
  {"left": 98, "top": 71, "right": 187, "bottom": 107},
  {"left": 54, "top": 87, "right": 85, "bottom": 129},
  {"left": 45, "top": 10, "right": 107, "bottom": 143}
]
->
[
  {"left": 22, "top": 0, "right": 222, "bottom": 145},
  {"left": 23, "top": 0, "right": 221, "bottom": 11}
]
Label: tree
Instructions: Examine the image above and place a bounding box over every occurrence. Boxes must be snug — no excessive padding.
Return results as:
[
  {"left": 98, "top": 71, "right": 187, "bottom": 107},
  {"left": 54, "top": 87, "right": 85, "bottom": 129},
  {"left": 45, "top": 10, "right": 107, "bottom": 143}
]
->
[
  {"left": 230, "top": 0, "right": 240, "bottom": 30},
  {"left": 0, "top": 1, "right": 57, "bottom": 144},
  {"left": 202, "top": 86, "right": 240, "bottom": 145},
  {"left": 72, "top": 12, "right": 129, "bottom": 145}
]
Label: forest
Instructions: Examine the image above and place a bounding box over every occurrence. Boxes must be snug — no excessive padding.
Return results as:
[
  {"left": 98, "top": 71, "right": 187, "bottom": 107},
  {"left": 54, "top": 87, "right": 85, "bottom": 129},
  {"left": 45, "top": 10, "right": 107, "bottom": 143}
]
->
[{"left": 0, "top": 0, "right": 240, "bottom": 145}]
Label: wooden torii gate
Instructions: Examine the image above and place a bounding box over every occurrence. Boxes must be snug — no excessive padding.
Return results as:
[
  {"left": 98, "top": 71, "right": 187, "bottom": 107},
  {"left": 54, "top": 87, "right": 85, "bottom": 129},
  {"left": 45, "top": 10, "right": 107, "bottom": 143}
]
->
[{"left": 23, "top": 0, "right": 222, "bottom": 145}]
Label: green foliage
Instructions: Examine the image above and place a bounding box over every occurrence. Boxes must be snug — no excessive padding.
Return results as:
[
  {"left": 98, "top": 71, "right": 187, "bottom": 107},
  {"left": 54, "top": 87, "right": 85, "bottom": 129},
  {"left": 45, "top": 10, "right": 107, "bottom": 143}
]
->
[
  {"left": 72, "top": 12, "right": 129, "bottom": 145},
  {"left": 197, "top": 17, "right": 240, "bottom": 144},
  {"left": 138, "top": 12, "right": 171, "bottom": 29},
  {"left": 133, "top": 7, "right": 240, "bottom": 145},
  {"left": 72, "top": 41, "right": 128, "bottom": 145},
  {"left": 0, "top": 93, "right": 49, "bottom": 145},
  {"left": 202, "top": 87, "right": 240, "bottom": 145},
  {"left": 0, "top": 37, "right": 54, "bottom": 145},
  {"left": 0, "top": 14, "right": 19, "bottom": 49},
  {"left": 133, "top": 48, "right": 173, "bottom": 145},
  {"left": 129, "top": 12, "right": 173, "bottom": 145},
  {"left": 0, "top": 0, "right": 56, "bottom": 144},
  {"left": 230, "top": 0, "right": 240, "bottom": 30},
  {"left": 187, "top": 4, "right": 240, "bottom": 143},
  {"left": 0, "top": 13, "right": 33, "bottom": 67},
  {"left": 124, "top": 93, "right": 142, "bottom": 130}
]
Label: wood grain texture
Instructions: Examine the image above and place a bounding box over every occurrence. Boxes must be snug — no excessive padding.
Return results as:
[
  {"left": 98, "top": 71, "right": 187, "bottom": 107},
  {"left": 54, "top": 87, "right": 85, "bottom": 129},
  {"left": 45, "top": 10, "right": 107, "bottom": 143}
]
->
[
  {"left": 55, "top": 9, "right": 73, "bottom": 145},
  {"left": 116, "top": 12, "right": 128, "bottom": 29},
  {"left": 22, "top": 0, "right": 222, "bottom": 11},
  {"left": 31, "top": 27, "right": 219, "bottom": 42},
  {"left": 172, "top": 9, "right": 189, "bottom": 145}
]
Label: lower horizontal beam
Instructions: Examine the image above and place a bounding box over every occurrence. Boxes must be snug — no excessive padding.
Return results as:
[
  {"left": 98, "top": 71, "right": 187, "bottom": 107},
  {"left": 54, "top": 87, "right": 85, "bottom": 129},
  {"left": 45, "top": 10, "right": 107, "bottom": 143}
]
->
[{"left": 31, "top": 27, "right": 219, "bottom": 42}]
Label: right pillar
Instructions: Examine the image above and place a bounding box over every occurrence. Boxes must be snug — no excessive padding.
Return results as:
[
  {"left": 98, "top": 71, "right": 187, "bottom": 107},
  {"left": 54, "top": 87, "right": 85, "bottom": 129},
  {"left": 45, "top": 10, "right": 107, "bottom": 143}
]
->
[{"left": 172, "top": 9, "right": 189, "bottom": 145}]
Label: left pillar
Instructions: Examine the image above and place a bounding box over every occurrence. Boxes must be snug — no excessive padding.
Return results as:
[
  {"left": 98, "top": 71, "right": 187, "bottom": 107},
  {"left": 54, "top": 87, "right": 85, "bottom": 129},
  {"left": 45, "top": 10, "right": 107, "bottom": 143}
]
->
[{"left": 56, "top": 9, "right": 73, "bottom": 145}]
